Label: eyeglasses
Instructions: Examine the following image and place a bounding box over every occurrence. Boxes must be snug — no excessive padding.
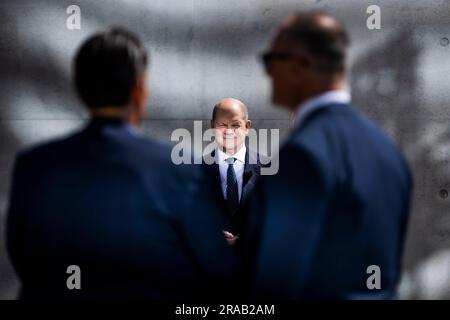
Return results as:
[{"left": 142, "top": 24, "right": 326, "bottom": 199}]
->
[{"left": 260, "top": 51, "right": 295, "bottom": 71}]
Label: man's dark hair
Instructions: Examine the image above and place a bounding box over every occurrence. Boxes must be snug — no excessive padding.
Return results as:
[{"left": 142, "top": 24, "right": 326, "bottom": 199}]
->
[
  {"left": 281, "top": 11, "right": 349, "bottom": 74},
  {"left": 74, "top": 27, "right": 148, "bottom": 109}
]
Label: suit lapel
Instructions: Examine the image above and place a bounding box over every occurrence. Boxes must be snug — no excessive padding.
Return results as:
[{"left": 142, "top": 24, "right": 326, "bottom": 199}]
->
[
  {"left": 205, "top": 149, "right": 226, "bottom": 203},
  {"left": 241, "top": 148, "right": 260, "bottom": 204}
]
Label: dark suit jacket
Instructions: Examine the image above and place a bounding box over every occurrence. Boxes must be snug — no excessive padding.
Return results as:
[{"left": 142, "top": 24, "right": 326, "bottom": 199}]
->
[
  {"left": 6, "top": 117, "right": 238, "bottom": 300},
  {"left": 202, "top": 148, "right": 265, "bottom": 235},
  {"left": 242, "top": 104, "right": 412, "bottom": 299}
]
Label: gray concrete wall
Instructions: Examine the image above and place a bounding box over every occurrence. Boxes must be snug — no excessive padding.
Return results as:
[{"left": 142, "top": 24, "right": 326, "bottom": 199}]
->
[{"left": 1, "top": 0, "right": 450, "bottom": 299}]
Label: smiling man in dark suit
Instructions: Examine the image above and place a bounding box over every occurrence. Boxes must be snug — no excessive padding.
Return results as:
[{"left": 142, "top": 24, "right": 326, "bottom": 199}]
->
[
  {"left": 203, "top": 98, "right": 266, "bottom": 244},
  {"left": 6, "top": 28, "right": 237, "bottom": 300}
]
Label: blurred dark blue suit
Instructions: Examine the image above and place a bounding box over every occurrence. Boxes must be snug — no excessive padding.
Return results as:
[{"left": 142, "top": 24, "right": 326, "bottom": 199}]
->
[
  {"left": 242, "top": 104, "right": 412, "bottom": 299},
  {"left": 6, "top": 117, "right": 237, "bottom": 300}
]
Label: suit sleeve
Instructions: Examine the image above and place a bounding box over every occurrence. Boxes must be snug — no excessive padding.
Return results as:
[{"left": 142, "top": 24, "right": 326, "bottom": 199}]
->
[
  {"left": 243, "top": 143, "right": 332, "bottom": 299},
  {"left": 173, "top": 164, "right": 240, "bottom": 299},
  {"left": 6, "top": 153, "right": 28, "bottom": 281}
]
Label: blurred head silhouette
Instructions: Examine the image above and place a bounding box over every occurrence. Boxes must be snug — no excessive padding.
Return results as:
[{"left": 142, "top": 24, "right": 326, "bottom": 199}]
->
[
  {"left": 74, "top": 27, "right": 149, "bottom": 126},
  {"left": 261, "top": 11, "right": 349, "bottom": 110}
]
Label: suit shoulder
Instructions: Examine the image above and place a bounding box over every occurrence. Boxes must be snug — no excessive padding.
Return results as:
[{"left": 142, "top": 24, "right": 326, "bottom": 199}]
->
[
  {"left": 289, "top": 104, "right": 411, "bottom": 185},
  {"left": 291, "top": 104, "right": 394, "bottom": 150},
  {"left": 133, "top": 134, "right": 201, "bottom": 179},
  {"left": 132, "top": 134, "right": 172, "bottom": 159},
  {"left": 15, "top": 128, "right": 85, "bottom": 164},
  {"left": 247, "top": 148, "right": 271, "bottom": 167}
]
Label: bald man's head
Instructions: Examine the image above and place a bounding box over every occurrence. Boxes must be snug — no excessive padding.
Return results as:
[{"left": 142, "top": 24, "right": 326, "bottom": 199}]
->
[
  {"left": 211, "top": 98, "right": 251, "bottom": 155},
  {"left": 212, "top": 98, "right": 248, "bottom": 122},
  {"left": 275, "top": 11, "right": 349, "bottom": 74}
]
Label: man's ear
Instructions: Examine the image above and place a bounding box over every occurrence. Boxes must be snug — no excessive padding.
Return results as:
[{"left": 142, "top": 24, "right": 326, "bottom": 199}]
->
[
  {"left": 132, "top": 75, "right": 148, "bottom": 111},
  {"left": 291, "top": 53, "right": 312, "bottom": 75},
  {"left": 129, "top": 74, "right": 149, "bottom": 126},
  {"left": 299, "top": 56, "right": 312, "bottom": 68},
  {"left": 246, "top": 120, "right": 252, "bottom": 129}
]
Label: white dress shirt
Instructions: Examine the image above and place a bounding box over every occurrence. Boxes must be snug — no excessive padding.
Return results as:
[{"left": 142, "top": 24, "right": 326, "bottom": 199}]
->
[
  {"left": 293, "top": 89, "right": 351, "bottom": 130},
  {"left": 217, "top": 145, "right": 246, "bottom": 201}
]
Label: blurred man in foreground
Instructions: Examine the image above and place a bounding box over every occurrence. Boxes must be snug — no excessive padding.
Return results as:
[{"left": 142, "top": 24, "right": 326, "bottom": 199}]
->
[
  {"left": 241, "top": 12, "right": 412, "bottom": 299},
  {"left": 6, "top": 28, "right": 236, "bottom": 300}
]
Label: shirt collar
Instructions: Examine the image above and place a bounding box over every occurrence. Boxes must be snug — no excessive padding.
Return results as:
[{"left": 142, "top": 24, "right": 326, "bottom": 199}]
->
[
  {"left": 217, "top": 144, "right": 247, "bottom": 164},
  {"left": 87, "top": 117, "right": 141, "bottom": 136},
  {"left": 293, "top": 89, "right": 351, "bottom": 129}
]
